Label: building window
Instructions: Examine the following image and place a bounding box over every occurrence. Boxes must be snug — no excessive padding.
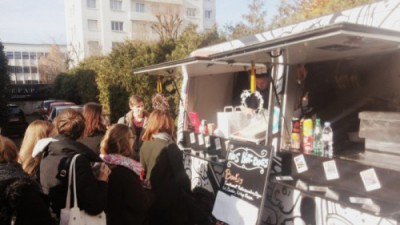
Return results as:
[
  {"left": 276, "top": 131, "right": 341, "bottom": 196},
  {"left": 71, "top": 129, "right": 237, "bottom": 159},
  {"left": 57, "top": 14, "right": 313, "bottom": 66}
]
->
[
  {"left": 111, "top": 21, "right": 123, "bottom": 31},
  {"left": 87, "top": 0, "right": 96, "bottom": 8},
  {"left": 88, "top": 19, "right": 98, "bottom": 31},
  {"left": 186, "top": 8, "right": 196, "bottom": 17},
  {"left": 14, "top": 52, "right": 22, "bottom": 59},
  {"left": 38, "top": 52, "right": 46, "bottom": 59},
  {"left": 22, "top": 52, "right": 29, "bottom": 59},
  {"left": 31, "top": 67, "right": 38, "bottom": 73},
  {"left": 5, "top": 52, "right": 13, "bottom": 59},
  {"left": 205, "top": 10, "right": 212, "bottom": 19},
  {"left": 16, "top": 66, "right": 23, "bottom": 73},
  {"left": 23, "top": 67, "right": 30, "bottom": 73},
  {"left": 8, "top": 66, "right": 15, "bottom": 73},
  {"left": 88, "top": 41, "right": 101, "bottom": 55},
  {"left": 136, "top": 3, "right": 144, "bottom": 12},
  {"left": 30, "top": 52, "right": 37, "bottom": 59},
  {"left": 110, "top": 0, "right": 122, "bottom": 10}
]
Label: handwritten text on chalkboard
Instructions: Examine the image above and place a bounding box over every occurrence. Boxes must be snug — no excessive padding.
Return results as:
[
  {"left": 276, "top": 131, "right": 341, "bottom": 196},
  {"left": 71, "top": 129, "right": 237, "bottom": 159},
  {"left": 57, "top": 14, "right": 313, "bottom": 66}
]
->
[{"left": 227, "top": 146, "right": 269, "bottom": 174}]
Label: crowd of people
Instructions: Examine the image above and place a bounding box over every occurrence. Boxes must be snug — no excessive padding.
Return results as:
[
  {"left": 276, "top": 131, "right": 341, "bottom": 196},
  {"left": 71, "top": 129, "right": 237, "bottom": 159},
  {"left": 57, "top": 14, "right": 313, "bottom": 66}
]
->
[{"left": 0, "top": 95, "right": 214, "bottom": 225}]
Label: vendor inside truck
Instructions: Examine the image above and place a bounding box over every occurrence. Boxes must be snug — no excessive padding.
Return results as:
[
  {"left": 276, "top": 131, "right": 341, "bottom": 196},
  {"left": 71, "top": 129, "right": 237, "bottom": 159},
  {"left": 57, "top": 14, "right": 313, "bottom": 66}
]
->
[{"left": 232, "top": 68, "right": 271, "bottom": 111}]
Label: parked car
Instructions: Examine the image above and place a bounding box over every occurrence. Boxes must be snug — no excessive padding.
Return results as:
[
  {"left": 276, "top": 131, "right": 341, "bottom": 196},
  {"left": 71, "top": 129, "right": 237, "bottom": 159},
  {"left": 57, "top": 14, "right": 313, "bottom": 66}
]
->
[
  {"left": 44, "top": 101, "right": 75, "bottom": 121},
  {"left": 0, "top": 104, "right": 28, "bottom": 137},
  {"left": 37, "top": 99, "right": 62, "bottom": 118},
  {"left": 48, "top": 105, "right": 83, "bottom": 122}
]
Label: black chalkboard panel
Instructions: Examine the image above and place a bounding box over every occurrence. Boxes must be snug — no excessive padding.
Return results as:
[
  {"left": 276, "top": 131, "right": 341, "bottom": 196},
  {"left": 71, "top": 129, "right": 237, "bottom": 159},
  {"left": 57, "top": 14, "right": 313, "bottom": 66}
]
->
[
  {"left": 220, "top": 141, "right": 273, "bottom": 208},
  {"left": 212, "top": 141, "right": 273, "bottom": 225}
]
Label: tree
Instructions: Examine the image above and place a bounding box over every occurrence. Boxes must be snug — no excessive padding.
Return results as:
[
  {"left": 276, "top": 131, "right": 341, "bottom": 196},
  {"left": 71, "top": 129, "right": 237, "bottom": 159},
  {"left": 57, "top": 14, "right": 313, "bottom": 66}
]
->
[
  {"left": 221, "top": 0, "right": 267, "bottom": 40},
  {"left": 242, "top": 0, "right": 267, "bottom": 34},
  {"left": 0, "top": 42, "right": 10, "bottom": 127},
  {"left": 52, "top": 73, "right": 80, "bottom": 103},
  {"left": 95, "top": 40, "right": 161, "bottom": 122},
  {"left": 169, "top": 24, "right": 224, "bottom": 60},
  {"left": 151, "top": 5, "right": 183, "bottom": 41},
  {"left": 67, "top": 23, "right": 223, "bottom": 122},
  {"left": 38, "top": 44, "right": 67, "bottom": 84},
  {"left": 270, "top": 0, "right": 379, "bottom": 28},
  {"left": 65, "top": 43, "right": 82, "bottom": 69},
  {"left": 52, "top": 56, "right": 103, "bottom": 104}
]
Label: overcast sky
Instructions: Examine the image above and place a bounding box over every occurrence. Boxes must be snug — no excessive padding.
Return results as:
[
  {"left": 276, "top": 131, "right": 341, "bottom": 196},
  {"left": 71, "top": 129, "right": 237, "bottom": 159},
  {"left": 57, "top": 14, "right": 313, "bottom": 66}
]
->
[{"left": 0, "top": 0, "right": 278, "bottom": 45}]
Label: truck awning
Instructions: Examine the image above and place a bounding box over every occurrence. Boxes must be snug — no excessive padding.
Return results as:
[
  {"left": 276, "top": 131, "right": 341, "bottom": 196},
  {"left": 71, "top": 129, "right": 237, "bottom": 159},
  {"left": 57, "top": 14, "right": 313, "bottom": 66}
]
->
[
  {"left": 212, "top": 23, "right": 400, "bottom": 65},
  {"left": 133, "top": 23, "right": 400, "bottom": 76},
  {"left": 133, "top": 57, "right": 266, "bottom": 77}
]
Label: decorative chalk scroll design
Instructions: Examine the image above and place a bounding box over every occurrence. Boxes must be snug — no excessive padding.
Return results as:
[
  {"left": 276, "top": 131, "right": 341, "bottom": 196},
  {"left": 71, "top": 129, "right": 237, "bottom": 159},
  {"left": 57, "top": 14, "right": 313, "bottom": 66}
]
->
[{"left": 227, "top": 146, "right": 269, "bottom": 174}]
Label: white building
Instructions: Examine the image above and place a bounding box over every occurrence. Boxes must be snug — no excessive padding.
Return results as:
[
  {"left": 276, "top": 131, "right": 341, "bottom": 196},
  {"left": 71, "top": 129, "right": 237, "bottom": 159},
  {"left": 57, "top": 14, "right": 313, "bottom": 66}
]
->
[
  {"left": 3, "top": 43, "right": 67, "bottom": 84},
  {"left": 64, "top": 0, "right": 216, "bottom": 65}
]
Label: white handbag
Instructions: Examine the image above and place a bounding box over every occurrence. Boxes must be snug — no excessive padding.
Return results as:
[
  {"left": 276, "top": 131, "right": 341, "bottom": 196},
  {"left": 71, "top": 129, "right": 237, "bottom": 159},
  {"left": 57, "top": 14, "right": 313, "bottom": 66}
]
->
[{"left": 59, "top": 154, "right": 106, "bottom": 225}]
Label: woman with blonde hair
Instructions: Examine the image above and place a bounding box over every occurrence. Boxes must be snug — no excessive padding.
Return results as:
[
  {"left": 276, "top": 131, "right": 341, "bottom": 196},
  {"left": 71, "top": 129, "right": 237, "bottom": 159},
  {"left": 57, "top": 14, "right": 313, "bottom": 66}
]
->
[
  {"left": 0, "top": 135, "right": 55, "bottom": 225},
  {"left": 80, "top": 102, "right": 107, "bottom": 153},
  {"left": 100, "top": 123, "right": 153, "bottom": 225},
  {"left": 18, "top": 120, "right": 55, "bottom": 179}
]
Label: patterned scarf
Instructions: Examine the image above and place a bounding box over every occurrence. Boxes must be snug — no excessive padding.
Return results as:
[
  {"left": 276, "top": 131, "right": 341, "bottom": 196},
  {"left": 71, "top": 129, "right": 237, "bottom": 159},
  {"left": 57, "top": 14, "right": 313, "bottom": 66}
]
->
[{"left": 100, "top": 154, "right": 144, "bottom": 180}]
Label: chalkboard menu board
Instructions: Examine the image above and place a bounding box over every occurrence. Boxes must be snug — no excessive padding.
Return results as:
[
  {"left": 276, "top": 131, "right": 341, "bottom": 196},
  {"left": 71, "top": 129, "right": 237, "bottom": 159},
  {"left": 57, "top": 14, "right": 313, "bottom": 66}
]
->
[{"left": 212, "top": 141, "right": 273, "bottom": 225}]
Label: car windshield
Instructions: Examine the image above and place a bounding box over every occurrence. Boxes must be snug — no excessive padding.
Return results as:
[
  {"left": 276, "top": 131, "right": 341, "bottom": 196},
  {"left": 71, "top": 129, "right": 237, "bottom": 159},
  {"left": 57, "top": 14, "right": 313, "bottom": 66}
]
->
[
  {"left": 8, "top": 106, "right": 22, "bottom": 115},
  {"left": 44, "top": 100, "right": 57, "bottom": 108}
]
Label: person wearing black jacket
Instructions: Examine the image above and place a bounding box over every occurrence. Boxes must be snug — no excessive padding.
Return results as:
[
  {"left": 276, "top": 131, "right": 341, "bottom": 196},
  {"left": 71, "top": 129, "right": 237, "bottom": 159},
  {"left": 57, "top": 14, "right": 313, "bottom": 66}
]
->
[
  {"left": 100, "top": 124, "right": 154, "bottom": 225},
  {"left": 40, "top": 109, "right": 110, "bottom": 218},
  {"left": 0, "top": 135, "right": 55, "bottom": 225},
  {"left": 141, "top": 110, "right": 212, "bottom": 225}
]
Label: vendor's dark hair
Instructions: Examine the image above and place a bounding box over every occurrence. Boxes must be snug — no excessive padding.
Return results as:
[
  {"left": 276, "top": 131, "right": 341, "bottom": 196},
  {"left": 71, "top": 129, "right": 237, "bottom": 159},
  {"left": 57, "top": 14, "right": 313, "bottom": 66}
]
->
[{"left": 55, "top": 109, "right": 85, "bottom": 140}]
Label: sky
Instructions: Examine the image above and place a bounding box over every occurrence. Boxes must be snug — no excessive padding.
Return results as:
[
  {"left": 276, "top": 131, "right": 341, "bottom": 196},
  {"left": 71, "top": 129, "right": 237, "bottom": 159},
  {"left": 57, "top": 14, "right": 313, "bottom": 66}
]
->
[{"left": 0, "top": 0, "right": 279, "bottom": 45}]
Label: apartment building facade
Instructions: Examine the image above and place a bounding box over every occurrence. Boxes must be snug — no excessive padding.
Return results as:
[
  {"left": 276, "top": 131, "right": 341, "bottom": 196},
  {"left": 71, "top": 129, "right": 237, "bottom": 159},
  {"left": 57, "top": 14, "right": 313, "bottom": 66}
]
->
[
  {"left": 3, "top": 43, "right": 67, "bottom": 84},
  {"left": 64, "top": 0, "right": 216, "bottom": 65}
]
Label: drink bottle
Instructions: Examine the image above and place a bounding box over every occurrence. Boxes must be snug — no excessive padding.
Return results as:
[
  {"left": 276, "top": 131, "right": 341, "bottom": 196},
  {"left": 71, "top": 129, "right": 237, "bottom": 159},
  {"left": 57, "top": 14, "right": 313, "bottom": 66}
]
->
[
  {"left": 322, "top": 121, "right": 333, "bottom": 157},
  {"left": 199, "top": 119, "right": 208, "bottom": 135},
  {"left": 302, "top": 119, "right": 313, "bottom": 153},
  {"left": 291, "top": 118, "right": 301, "bottom": 150},
  {"left": 313, "top": 118, "right": 323, "bottom": 154}
]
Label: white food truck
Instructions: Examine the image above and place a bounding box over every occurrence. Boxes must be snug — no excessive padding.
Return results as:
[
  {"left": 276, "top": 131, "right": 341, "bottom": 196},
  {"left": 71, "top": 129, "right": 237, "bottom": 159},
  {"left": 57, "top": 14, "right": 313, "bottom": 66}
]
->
[{"left": 135, "top": 1, "right": 400, "bottom": 224}]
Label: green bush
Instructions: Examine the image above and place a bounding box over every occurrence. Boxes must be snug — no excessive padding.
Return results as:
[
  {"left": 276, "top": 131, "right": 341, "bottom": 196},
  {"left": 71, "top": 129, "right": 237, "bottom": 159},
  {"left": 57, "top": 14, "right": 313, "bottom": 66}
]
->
[
  {"left": 60, "top": 28, "right": 223, "bottom": 123},
  {"left": 52, "top": 70, "right": 99, "bottom": 105}
]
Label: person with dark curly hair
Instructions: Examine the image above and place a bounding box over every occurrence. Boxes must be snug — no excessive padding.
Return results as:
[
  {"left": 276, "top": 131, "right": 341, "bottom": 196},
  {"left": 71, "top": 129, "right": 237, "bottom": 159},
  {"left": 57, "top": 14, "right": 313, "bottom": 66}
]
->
[
  {"left": 0, "top": 135, "right": 55, "bottom": 225},
  {"left": 40, "top": 109, "right": 110, "bottom": 219}
]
